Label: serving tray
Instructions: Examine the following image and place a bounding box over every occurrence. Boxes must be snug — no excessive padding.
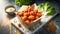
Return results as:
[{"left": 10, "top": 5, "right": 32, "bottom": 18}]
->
[{"left": 10, "top": 5, "right": 58, "bottom": 34}]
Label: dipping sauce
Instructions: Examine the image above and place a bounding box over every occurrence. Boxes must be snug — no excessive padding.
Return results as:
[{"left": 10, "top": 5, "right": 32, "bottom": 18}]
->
[
  {"left": 5, "top": 5, "right": 16, "bottom": 14},
  {"left": 6, "top": 7, "right": 15, "bottom": 13}
]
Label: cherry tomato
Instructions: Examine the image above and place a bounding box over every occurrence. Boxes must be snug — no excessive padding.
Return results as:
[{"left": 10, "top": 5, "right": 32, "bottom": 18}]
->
[{"left": 18, "top": 24, "right": 21, "bottom": 27}]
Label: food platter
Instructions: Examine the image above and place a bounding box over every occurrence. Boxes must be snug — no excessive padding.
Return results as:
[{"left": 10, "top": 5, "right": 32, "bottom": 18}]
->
[{"left": 11, "top": 2, "right": 58, "bottom": 34}]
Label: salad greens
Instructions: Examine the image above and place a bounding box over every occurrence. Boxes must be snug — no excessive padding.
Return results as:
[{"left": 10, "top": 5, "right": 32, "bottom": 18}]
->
[
  {"left": 44, "top": 2, "right": 51, "bottom": 11},
  {"left": 38, "top": 2, "right": 56, "bottom": 16},
  {"left": 38, "top": 3, "right": 44, "bottom": 12},
  {"left": 46, "top": 7, "right": 55, "bottom": 16},
  {"left": 15, "top": 0, "right": 32, "bottom": 7}
]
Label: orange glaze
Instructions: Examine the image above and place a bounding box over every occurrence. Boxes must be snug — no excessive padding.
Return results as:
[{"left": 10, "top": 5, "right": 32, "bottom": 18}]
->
[
  {"left": 21, "top": 16, "right": 27, "bottom": 21},
  {"left": 25, "top": 20, "right": 30, "bottom": 25},
  {"left": 17, "top": 6, "right": 42, "bottom": 25},
  {"left": 18, "top": 12, "right": 23, "bottom": 16},
  {"left": 28, "top": 15, "right": 35, "bottom": 20}
]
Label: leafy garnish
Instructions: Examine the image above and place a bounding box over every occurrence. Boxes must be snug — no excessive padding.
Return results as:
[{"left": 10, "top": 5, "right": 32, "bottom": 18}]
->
[
  {"left": 38, "top": 3, "right": 44, "bottom": 12},
  {"left": 38, "top": 2, "right": 56, "bottom": 16},
  {"left": 15, "top": 0, "right": 32, "bottom": 7}
]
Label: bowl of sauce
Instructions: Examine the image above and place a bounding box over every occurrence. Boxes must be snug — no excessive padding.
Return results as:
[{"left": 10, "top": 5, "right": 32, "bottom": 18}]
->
[{"left": 5, "top": 5, "right": 16, "bottom": 15}]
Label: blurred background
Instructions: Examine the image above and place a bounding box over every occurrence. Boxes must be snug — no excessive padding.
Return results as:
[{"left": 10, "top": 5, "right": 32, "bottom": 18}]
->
[{"left": 0, "top": 0, "right": 60, "bottom": 34}]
